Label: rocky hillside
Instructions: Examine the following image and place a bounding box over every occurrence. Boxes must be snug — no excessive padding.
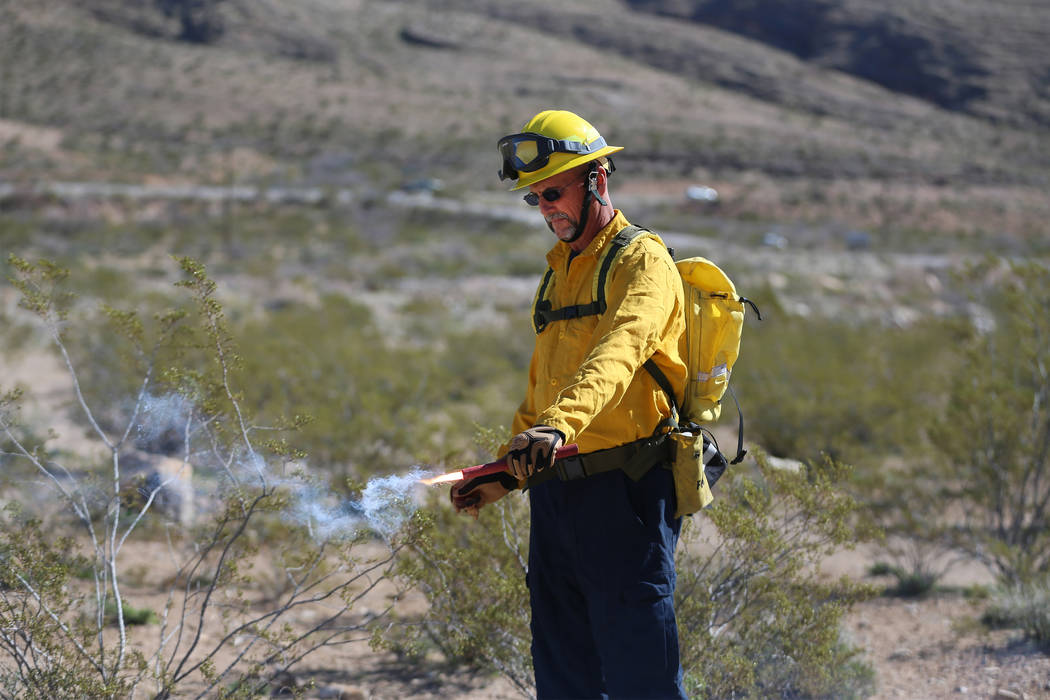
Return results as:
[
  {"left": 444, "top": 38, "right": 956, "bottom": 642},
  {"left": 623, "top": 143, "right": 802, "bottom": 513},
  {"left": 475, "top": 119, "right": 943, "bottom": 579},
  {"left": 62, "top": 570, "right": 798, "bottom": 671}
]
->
[
  {"left": 627, "top": 0, "right": 1050, "bottom": 129},
  {"left": 1, "top": 0, "right": 1047, "bottom": 203}
]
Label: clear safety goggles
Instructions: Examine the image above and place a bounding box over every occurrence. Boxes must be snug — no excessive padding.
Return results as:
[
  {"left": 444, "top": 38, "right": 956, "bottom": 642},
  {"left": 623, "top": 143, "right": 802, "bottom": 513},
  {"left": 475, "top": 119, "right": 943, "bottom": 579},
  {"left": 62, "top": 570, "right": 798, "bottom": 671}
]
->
[{"left": 497, "top": 132, "right": 608, "bottom": 181}]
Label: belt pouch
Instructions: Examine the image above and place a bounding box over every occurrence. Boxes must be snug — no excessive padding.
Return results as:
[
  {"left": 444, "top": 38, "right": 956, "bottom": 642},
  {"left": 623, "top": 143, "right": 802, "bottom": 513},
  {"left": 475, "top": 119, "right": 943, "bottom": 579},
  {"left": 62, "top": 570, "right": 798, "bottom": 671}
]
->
[{"left": 669, "top": 431, "right": 715, "bottom": 518}]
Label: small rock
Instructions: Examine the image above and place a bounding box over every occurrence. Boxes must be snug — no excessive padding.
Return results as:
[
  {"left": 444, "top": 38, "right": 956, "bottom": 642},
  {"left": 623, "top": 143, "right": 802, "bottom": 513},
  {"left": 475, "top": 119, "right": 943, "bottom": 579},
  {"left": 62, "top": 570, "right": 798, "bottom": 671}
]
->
[
  {"left": 317, "top": 685, "right": 366, "bottom": 700},
  {"left": 269, "top": 671, "right": 298, "bottom": 696},
  {"left": 954, "top": 686, "right": 967, "bottom": 694},
  {"left": 994, "top": 689, "right": 1022, "bottom": 700},
  {"left": 887, "top": 648, "right": 912, "bottom": 661},
  {"left": 765, "top": 455, "right": 804, "bottom": 473},
  {"left": 120, "top": 451, "right": 195, "bottom": 525}
]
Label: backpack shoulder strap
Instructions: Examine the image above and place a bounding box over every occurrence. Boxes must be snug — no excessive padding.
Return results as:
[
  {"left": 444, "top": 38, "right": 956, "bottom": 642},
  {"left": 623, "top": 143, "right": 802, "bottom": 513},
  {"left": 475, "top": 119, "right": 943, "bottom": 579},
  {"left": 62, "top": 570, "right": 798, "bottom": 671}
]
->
[
  {"left": 532, "top": 224, "right": 652, "bottom": 334},
  {"left": 591, "top": 224, "right": 651, "bottom": 314}
]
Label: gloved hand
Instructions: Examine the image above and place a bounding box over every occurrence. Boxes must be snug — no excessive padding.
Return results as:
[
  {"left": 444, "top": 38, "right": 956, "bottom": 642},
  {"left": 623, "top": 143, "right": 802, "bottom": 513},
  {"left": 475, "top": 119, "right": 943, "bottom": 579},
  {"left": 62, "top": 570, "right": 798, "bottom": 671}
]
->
[
  {"left": 506, "top": 425, "right": 565, "bottom": 480},
  {"left": 450, "top": 471, "right": 519, "bottom": 520}
]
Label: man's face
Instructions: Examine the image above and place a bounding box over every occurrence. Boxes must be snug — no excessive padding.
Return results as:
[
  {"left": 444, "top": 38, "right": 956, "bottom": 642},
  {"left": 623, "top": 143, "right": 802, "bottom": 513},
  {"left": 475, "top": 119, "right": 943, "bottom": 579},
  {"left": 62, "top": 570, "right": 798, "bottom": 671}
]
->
[{"left": 528, "top": 167, "right": 586, "bottom": 242}]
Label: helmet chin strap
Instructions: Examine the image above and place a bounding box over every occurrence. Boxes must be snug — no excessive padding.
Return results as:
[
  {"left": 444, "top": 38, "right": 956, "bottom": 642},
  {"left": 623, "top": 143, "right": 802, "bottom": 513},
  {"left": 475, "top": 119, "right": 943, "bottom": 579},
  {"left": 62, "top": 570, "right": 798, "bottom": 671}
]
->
[{"left": 561, "top": 164, "right": 606, "bottom": 244}]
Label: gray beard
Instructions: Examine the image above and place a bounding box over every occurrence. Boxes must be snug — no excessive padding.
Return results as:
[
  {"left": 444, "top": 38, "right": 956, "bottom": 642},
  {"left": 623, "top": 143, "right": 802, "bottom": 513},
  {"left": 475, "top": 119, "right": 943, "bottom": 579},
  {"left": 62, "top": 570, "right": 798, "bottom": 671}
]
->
[{"left": 546, "top": 215, "right": 578, "bottom": 241}]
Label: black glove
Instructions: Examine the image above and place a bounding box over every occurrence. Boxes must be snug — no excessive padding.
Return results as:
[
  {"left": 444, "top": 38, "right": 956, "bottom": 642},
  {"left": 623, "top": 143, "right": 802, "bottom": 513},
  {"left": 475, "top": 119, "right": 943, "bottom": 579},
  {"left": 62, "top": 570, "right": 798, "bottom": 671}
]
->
[
  {"left": 450, "top": 471, "right": 520, "bottom": 519},
  {"left": 506, "top": 425, "right": 564, "bottom": 480}
]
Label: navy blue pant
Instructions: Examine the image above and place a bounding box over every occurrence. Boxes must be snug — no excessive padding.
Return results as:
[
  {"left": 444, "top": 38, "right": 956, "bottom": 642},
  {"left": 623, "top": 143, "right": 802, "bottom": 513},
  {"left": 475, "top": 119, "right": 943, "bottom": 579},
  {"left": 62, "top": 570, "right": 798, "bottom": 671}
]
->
[{"left": 527, "top": 464, "right": 686, "bottom": 699}]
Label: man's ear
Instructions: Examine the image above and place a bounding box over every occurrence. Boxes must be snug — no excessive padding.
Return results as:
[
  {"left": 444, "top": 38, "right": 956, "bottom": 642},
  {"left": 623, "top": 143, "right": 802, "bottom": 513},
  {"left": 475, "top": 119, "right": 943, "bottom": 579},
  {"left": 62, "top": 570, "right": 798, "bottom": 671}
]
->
[{"left": 595, "top": 165, "right": 610, "bottom": 195}]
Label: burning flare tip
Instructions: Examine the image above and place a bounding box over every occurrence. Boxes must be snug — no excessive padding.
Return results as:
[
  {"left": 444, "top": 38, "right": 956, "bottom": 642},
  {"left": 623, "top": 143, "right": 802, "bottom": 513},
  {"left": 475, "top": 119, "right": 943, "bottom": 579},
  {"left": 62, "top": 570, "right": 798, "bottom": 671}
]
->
[{"left": 419, "top": 470, "right": 464, "bottom": 486}]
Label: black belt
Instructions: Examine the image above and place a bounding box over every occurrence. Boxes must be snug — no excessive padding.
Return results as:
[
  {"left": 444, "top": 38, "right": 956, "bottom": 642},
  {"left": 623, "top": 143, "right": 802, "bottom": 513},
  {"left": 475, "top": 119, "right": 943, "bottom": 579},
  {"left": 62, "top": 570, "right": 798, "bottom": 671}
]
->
[{"left": 527, "top": 434, "right": 673, "bottom": 488}]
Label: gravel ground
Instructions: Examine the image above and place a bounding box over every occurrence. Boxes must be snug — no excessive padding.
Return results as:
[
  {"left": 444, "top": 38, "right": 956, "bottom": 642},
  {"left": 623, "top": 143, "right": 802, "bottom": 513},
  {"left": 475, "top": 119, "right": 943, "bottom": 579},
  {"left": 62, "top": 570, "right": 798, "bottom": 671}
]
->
[{"left": 847, "top": 595, "right": 1050, "bottom": 700}]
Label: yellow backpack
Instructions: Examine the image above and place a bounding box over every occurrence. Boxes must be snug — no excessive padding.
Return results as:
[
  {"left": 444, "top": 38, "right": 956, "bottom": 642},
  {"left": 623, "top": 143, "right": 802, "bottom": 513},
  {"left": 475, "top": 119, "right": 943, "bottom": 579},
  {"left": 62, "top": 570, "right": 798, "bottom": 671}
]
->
[
  {"left": 532, "top": 225, "right": 760, "bottom": 513},
  {"left": 664, "top": 256, "right": 757, "bottom": 430}
]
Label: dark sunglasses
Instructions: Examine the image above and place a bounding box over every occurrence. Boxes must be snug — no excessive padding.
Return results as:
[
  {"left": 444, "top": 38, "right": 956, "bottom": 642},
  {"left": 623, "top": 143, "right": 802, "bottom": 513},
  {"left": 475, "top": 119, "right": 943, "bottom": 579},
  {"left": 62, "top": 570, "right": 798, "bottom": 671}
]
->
[
  {"left": 523, "top": 179, "right": 584, "bottom": 206},
  {"left": 498, "top": 133, "right": 608, "bottom": 181}
]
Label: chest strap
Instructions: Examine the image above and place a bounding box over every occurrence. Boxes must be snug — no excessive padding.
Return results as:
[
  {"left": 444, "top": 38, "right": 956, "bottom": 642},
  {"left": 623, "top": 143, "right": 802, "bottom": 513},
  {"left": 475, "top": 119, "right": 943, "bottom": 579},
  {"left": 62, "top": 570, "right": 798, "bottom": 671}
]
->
[{"left": 532, "top": 225, "right": 648, "bottom": 333}]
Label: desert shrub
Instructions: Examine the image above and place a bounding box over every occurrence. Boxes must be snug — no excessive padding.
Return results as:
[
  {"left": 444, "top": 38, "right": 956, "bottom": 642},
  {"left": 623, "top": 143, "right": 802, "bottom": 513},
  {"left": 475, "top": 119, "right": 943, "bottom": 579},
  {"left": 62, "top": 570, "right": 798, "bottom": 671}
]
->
[
  {"left": 675, "top": 454, "right": 878, "bottom": 699},
  {"left": 0, "top": 417, "right": 56, "bottom": 480},
  {"left": 731, "top": 295, "right": 979, "bottom": 594},
  {"left": 398, "top": 448, "right": 878, "bottom": 699},
  {"left": 922, "top": 260, "right": 1050, "bottom": 584},
  {"left": 1, "top": 256, "right": 412, "bottom": 697},
  {"left": 395, "top": 497, "right": 536, "bottom": 695},
  {"left": 861, "top": 478, "right": 966, "bottom": 597},
  {"left": 101, "top": 598, "right": 160, "bottom": 626},
  {"left": 981, "top": 576, "right": 1050, "bottom": 649},
  {"left": 385, "top": 427, "right": 535, "bottom": 694},
  {"left": 867, "top": 560, "right": 939, "bottom": 598},
  {"left": 0, "top": 507, "right": 127, "bottom": 699},
  {"left": 5, "top": 207, "right": 539, "bottom": 482}
]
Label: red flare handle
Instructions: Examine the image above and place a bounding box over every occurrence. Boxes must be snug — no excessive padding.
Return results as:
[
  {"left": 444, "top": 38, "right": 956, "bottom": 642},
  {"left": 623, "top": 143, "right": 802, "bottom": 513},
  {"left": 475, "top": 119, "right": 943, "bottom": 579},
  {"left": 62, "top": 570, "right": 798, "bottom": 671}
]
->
[
  {"left": 463, "top": 443, "right": 579, "bottom": 480},
  {"left": 421, "top": 443, "right": 580, "bottom": 485}
]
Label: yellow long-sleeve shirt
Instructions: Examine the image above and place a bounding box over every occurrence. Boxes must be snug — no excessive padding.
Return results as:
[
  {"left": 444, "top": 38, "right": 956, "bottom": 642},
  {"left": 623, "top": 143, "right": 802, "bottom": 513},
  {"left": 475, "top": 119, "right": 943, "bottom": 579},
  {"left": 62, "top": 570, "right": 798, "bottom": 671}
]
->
[{"left": 505, "top": 211, "right": 687, "bottom": 455}]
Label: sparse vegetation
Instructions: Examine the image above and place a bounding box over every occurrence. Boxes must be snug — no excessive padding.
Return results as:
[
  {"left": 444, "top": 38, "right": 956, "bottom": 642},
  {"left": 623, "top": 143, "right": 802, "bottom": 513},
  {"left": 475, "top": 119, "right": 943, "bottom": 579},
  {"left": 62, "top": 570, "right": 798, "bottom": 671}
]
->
[
  {"left": 981, "top": 576, "right": 1050, "bottom": 649},
  {"left": 868, "top": 561, "right": 940, "bottom": 598},
  {"left": 731, "top": 307, "right": 965, "bottom": 467},
  {"left": 3, "top": 0, "right": 1050, "bottom": 693},
  {"left": 0, "top": 257, "right": 415, "bottom": 698},
  {"left": 924, "top": 260, "right": 1050, "bottom": 585},
  {"left": 4, "top": 196, "right": 1050, "bottom": 696}
]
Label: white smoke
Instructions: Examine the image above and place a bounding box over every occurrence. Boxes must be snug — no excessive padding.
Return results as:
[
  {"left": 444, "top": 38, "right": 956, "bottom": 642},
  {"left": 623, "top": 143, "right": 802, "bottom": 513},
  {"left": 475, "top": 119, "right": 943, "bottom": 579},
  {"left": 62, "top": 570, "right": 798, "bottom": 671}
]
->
[
  {"left": 282, "top": 468, "right": 433, "bottom": 542},
  {"left": 357, "top": 468, "right": 432, "bottom": 539},
  {"left": 135, "top": 393, "right": 192, "bottom": 444},
  {"left": 134, "top": 393, "right": 436, "bottom": 541}
]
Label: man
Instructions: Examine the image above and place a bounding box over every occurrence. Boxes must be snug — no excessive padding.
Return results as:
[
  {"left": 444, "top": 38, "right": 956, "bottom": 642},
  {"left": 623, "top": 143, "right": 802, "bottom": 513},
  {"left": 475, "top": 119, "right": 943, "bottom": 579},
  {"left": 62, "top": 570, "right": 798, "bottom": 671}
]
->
[{"left": 450, "top": 109, "right": 689, "bottom": 699}]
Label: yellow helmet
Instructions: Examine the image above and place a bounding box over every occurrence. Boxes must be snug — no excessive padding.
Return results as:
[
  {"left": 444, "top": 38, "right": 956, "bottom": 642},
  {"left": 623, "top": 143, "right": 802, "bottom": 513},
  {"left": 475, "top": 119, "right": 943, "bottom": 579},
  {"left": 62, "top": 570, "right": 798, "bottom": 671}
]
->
[{"left": 497, "top": 110, "right": 623, "bottom": 190}]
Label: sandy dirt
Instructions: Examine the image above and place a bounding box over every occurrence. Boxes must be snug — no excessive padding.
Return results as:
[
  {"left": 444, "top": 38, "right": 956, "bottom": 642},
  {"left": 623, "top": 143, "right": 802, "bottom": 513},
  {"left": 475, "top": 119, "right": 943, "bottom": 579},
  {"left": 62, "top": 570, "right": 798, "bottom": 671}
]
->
[{"left": 105, "top": 540, "right": 1050, "bottom": 700}]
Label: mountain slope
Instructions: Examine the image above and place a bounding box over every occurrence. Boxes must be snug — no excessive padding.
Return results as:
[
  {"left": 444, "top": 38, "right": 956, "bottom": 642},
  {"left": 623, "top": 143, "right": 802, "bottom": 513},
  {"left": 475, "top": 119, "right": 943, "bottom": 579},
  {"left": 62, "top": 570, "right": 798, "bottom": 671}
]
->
[
  {"left": 0, "top": 0, "right": 1046, "bottom": 195},
  {"left": 625, "top": 0, "right": 1050, "bottom": 129}
]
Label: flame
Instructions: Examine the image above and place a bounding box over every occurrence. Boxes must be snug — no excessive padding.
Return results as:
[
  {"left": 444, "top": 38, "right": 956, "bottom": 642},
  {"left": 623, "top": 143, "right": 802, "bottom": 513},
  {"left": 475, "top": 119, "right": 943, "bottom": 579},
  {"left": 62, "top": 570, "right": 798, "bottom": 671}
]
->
[{"left": 419, "top": 470, "right": 465, "bottom": 486}]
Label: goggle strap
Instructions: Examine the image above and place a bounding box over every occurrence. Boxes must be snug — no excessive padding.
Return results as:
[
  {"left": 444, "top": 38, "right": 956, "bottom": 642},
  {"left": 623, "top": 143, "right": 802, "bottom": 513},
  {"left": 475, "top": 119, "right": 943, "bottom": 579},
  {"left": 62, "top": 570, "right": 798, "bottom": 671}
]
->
[
  {"left": 550, "top": 136, "right": 607, "bottom": 155},
  {"left": 499, "top": 133, "right": 607, "bottom": 159}
]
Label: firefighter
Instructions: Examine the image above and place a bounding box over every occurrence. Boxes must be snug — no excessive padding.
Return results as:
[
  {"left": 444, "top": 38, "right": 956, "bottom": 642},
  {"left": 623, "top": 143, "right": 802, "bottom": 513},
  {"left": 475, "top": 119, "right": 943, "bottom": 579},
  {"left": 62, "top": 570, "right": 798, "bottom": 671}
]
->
[{"left": 451, "top": 110, "right": 689, "bottom": 699}]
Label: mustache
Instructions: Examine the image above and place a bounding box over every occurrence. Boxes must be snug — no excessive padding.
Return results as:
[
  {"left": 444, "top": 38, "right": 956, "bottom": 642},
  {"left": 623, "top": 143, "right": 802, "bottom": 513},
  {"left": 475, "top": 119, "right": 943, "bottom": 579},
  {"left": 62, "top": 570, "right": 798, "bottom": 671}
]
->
[{"left": 545, "top": 212, "right": 573, "bottom": 225}]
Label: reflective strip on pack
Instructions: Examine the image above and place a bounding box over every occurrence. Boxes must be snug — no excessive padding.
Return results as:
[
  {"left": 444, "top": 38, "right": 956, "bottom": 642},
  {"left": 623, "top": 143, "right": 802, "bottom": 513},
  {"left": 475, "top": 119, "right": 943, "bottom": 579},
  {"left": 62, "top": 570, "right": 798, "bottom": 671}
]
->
[{"left": 696, "top": 363, "right": 729, "bottom": 382}]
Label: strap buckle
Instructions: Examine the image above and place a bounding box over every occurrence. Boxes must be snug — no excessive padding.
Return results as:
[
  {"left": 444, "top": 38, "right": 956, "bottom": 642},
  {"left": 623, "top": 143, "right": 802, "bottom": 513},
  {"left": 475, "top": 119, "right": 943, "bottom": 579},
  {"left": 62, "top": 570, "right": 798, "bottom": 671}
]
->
[
  {"left": 533, "top": 300, "right": 552, "bottom": 333},
  {"left": 555, "top": 454, "right": 587, "bottom": 481}
]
